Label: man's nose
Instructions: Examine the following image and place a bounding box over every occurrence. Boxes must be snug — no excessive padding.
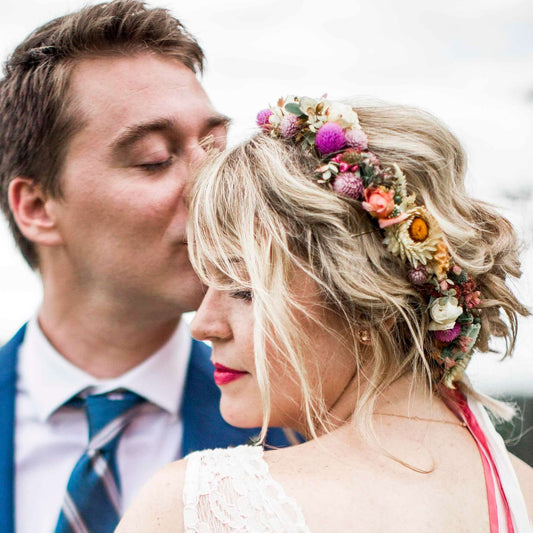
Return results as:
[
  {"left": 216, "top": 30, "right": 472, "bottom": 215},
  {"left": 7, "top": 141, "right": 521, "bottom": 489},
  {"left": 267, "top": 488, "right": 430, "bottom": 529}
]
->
[{"left": 190, "top": 288, "right": 231, "bottom": 342}]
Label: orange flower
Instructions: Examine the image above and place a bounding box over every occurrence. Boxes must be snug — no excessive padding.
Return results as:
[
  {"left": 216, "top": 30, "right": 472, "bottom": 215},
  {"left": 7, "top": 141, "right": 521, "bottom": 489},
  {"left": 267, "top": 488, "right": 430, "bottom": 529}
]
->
[
  {"left": 408, "top": 217, "right": 428, "bottom": 242},
  {"left": 362, "top": 187, "right": 395, "bottom": 219},
  {"left": 433, "top": 240, "right": 451, "bottom": 280}
]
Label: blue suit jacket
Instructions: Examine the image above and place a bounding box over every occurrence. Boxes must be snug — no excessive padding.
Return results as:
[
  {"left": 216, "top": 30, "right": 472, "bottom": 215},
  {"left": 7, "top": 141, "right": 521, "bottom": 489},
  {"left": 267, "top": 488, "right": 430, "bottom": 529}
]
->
[{"left": 0, "top": 324, "right": 288, "bottom": 532}]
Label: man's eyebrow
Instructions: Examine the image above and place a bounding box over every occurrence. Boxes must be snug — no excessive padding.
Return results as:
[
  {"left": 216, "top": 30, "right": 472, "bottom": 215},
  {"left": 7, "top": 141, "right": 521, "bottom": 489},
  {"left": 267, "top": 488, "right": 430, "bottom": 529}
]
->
[
  {"left": 206, "top": 113, "right": 232, "bottom": 130},
  {"left": 109, "top": 113, "right": 231, "bottom": 154},
  {"left": 110, "top": 118, "right": 176, "bottom": 153}
]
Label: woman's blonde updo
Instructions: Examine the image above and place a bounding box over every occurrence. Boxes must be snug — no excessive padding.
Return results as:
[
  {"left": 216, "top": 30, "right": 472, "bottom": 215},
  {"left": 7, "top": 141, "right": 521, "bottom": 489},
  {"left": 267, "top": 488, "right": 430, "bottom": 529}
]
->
[{"left": 187, "top": 101, "right": 529, "bottom": 441}]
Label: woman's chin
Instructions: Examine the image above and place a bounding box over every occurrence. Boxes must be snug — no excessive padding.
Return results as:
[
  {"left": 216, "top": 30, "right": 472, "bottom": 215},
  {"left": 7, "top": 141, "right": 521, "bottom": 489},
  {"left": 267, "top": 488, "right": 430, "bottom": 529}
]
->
[{"left": 219, "top": 403, "right": 263, "bottom": 429}]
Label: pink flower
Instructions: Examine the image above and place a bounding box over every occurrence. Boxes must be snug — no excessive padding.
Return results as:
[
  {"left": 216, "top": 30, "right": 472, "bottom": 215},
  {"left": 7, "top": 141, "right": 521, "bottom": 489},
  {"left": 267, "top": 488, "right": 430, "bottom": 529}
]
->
[
  {"left": 345, "top": 128, "right": 368, "bottom": 150},
  {"left": 459, "top": 335, "right": 474, "bottom": 353},
  {"left": 256, "top": 109, "right": 273, "bottom": 131},
  {"left": 433, "top": 322, "right": 461, "bottom": 343},
  {"left": 331, "top": 154, "right": 359, "bottom": 173},
  {"left": 362, "top": 187, "right": 395, "bottom": 219},
  {"left": 279, "top": 114, "right": 301, "bottom": 138},
  {"left": 444, "top": 357, "right": 456, "bottom": 369},
  {"left": 378, "top": 212, "right": 409, "bottom": 228},
  {"left": 365, "top": 152, "right": 381, "bottom": 167},
  {"left": 332, "top": 172, "right": 364, "bottom": 199},
  {"left": 464, "top": 290, "right": 481, "bottom": 309},
  {"left": 315, "top": 122, "right": 346, "bottom": 155},
  {"left": 408, "top": 265, "right": 429, "bottom": 286}
]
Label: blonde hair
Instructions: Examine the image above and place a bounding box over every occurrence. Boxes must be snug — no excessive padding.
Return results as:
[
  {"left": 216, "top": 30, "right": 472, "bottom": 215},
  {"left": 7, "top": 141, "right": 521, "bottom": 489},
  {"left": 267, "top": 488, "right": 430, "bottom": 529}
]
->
[{"left": 188, "top": 102, "right": 529, "bottom": 441}]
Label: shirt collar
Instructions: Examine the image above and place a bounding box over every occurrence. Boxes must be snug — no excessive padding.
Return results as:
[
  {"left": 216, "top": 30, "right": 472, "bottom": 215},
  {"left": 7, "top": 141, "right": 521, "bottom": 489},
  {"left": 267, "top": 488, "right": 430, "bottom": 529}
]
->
[{"left": 18, "top": 316, "right": 191, "bottom": 422}]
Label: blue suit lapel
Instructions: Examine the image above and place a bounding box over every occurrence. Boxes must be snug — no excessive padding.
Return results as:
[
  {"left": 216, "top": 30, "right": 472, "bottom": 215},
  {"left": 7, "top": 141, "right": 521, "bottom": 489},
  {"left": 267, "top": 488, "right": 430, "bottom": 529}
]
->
[{"left": 0, "top": 324, "right": 26, "bottom": 533}]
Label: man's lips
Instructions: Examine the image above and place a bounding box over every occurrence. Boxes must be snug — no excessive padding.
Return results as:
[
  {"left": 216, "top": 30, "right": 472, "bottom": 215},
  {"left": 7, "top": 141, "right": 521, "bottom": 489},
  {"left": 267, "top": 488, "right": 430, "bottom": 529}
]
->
[{"left": 213, "top": 362, "right": 248, "bottom": 385}]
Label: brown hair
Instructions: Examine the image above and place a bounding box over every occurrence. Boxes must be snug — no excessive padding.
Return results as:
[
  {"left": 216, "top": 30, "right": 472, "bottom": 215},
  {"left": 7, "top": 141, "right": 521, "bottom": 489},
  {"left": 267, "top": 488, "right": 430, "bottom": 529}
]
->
[{"left": 0, "top": 0, "right": 205, "bottom": 268}]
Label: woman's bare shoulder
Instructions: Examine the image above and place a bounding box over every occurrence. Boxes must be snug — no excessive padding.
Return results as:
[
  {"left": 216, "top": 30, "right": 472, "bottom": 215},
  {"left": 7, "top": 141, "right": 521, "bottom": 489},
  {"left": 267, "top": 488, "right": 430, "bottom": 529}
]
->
[
  {"left": 116, "top": 459, "right": 187, "bottom": 533},
  {"left": 509, "top": 453, "right": 533, "bottom": 519}
]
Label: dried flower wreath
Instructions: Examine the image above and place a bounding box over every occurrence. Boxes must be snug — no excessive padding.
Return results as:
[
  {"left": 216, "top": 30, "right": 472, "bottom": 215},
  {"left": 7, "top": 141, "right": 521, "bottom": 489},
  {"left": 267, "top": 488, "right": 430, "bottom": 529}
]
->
[{"left": 257, "top": 96, "right": 482, "bottom": 387}]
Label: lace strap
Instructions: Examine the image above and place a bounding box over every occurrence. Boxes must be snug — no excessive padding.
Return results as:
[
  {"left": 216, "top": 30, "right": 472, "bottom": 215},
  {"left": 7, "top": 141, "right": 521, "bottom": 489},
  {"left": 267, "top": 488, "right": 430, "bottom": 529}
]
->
[
  {"left": 182, "top": 445, "right": 310, "bottom": 532},
  {"left": 182, "top": 450, "right": 203, "bottom": 532}
]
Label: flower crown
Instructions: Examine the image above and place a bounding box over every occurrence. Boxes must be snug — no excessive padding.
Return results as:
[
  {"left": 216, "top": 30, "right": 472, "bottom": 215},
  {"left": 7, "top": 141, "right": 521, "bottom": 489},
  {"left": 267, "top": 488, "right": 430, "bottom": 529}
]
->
[{"left": 256, "top": 96, "right": 482, "bottom": 388}]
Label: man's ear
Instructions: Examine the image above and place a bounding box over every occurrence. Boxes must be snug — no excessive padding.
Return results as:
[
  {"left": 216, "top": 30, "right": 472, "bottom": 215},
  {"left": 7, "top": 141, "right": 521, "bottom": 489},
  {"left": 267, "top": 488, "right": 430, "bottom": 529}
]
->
[{"left": 8, "top": 177, "right": 64, "bottom": 247}]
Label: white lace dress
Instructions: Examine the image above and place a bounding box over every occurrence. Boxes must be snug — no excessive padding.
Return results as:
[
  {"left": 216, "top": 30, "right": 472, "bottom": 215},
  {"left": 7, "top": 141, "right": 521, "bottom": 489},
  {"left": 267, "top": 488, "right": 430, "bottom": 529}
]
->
[{"left": 183, "top": 445, "right": 310, "bottom": 533}]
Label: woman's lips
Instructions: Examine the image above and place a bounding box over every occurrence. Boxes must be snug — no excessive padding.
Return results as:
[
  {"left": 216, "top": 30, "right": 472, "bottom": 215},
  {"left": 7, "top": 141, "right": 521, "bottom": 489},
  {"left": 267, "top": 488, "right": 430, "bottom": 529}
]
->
[{"left": 213, "top": 362, "right": 248, "bottom": 385}]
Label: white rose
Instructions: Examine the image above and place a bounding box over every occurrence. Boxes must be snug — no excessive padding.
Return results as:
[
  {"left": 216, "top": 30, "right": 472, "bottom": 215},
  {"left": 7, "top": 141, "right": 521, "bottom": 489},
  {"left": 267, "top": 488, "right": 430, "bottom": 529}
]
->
[
  {"left": 299, "top": 96, "right": 319, "bottom": 116},
  {"left": 326, "top": 101, "right": 360, "bottom": 129},
  {"left": 428, "top": 297, "right": 463, "bottom": 331}
]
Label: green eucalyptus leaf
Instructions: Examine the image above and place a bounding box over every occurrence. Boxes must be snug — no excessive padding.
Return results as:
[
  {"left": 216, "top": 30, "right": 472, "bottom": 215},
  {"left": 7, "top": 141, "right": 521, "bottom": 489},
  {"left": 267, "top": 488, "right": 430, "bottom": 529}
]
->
[{"left": 285, "top": 103, "right": 305, "bottom": 116}]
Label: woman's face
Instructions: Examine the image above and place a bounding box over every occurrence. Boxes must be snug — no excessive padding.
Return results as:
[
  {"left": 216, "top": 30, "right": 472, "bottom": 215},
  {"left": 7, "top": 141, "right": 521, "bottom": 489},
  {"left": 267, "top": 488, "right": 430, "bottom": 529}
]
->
[{"left": 190, "top": 271, "right": 357, "bottom": 433}]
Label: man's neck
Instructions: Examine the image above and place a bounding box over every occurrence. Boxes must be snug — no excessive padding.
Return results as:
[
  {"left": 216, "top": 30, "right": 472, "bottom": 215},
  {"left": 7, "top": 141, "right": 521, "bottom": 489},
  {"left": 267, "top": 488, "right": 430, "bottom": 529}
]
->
[{"left": 38, "top": 296, "right": 181, "bottom": 379}]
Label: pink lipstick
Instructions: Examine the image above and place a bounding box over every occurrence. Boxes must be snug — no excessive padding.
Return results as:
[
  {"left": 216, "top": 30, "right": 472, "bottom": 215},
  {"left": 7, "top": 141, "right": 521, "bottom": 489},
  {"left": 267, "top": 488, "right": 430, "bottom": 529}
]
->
[{"left": 213, "top": 363, "right": 247, "bottom": 385}]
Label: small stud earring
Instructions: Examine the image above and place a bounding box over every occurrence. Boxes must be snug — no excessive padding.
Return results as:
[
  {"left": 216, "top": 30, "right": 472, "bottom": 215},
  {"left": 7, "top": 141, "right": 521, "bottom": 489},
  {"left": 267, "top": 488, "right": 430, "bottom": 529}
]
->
[{"left": 358, "top": 329, "right": 371, "bottom": 343}]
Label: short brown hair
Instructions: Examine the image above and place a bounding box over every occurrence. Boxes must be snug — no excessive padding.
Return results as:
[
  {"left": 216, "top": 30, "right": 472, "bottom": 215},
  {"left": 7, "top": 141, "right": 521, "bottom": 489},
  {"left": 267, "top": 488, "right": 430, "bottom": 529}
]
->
[{"left": 0, "top": 0, "right": 205, "bottom": 268}]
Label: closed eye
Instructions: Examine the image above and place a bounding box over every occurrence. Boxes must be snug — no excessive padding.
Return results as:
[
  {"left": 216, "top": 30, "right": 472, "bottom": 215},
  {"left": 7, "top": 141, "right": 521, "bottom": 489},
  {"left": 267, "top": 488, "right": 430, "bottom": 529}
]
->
[{"left": 139, "top": 157, "right": 174, "bottom": 172}]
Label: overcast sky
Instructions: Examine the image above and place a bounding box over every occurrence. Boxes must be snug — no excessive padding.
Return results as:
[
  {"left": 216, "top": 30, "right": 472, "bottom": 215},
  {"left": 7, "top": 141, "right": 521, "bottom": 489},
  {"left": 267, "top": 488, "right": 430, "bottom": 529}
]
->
[{"left": 1, "top": 0, "right": 532, "bottom": 394}]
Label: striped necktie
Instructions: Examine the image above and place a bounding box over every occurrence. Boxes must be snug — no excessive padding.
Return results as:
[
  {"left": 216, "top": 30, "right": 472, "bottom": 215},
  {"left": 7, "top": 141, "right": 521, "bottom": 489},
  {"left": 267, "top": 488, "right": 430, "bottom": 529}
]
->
[{"left": 54, "top": 390, "right": 145, "bottom": 533}]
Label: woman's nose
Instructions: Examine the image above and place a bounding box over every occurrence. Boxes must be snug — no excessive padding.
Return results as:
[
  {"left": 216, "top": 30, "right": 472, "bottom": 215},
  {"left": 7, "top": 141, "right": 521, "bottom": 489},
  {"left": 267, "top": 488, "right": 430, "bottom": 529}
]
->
[{"left": 190, "top": 287, "right": 231, "bottom": 342}]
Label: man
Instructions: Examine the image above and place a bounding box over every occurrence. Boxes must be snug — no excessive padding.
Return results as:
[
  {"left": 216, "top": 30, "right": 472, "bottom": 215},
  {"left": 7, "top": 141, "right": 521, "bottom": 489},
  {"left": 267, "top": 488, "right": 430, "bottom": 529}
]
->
[{"left": 0, "top": 2, "right": 286, "bottom": 532}]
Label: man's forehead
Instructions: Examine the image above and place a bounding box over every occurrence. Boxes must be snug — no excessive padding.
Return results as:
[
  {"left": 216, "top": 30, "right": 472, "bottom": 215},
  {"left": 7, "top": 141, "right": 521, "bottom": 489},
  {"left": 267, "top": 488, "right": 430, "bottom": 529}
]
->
[
  {"left": 68, "top": 53, "right": 209, "bottom": 118},
  {"left": 66, "top": 53, "right": 223, "bottom": 145}
]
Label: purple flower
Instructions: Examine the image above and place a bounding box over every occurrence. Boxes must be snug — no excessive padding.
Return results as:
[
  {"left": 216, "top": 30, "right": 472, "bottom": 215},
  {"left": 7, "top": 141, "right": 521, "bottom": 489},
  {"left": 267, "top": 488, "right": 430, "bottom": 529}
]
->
[
  {"left": 315, "top": 122, "right": 346, "bottom": 155},
  {"left": 433, "top": 323, "right": 461, "bottom": 343},
  {"left": 408, "top": 265, "right": 429, "bottom": 286},
  {"left": 279, "top": 114, "right": 301, "bottom": 138},
  {"left": 345, "top": 129, "right": 368, "bottom": 151},
  {"left": 332, "top": 172, "right": 364, "bottom": 199},
  {"left": 256, "top": 109, "right": 273, "bottom": 131}
]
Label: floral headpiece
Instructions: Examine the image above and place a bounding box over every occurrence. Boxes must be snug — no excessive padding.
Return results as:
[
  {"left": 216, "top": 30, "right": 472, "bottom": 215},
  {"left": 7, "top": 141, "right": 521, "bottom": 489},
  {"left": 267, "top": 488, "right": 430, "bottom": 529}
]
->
[{"left": 256, "top": 96, "right": 482, "bottom": 388}]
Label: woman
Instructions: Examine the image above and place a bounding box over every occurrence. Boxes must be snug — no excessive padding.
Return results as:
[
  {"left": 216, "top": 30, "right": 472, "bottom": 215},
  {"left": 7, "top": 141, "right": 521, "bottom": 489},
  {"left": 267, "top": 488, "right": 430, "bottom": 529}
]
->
[{"left": 117, "top": 97, "right": 533, "bottom": 532}]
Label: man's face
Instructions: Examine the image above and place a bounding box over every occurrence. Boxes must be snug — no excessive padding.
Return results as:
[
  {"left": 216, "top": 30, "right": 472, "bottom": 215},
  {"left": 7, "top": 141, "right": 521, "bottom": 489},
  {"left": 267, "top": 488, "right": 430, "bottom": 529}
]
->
[{"left": 48, "top": 53, "right": 227, "bottom": 316}]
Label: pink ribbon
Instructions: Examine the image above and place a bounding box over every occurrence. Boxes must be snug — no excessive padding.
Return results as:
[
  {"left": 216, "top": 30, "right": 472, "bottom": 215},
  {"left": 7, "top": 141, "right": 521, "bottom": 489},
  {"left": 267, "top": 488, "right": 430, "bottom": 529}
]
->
[{"left": 442, "top": 389, "right": 515, "bottom": 533}]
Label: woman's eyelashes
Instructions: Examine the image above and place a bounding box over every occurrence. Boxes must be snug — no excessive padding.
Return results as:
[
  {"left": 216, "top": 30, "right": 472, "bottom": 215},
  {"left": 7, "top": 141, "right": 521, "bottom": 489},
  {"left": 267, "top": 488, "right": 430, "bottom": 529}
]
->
[{"left": 229, "top": 290, "right": 253, "bottom": 302}]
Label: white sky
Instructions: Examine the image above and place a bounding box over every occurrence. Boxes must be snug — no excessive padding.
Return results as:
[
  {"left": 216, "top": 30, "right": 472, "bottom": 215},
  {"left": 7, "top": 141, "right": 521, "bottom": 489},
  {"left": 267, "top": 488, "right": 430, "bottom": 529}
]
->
[{"left": 1, "top": 0, "right": 532, "bottom": 394}]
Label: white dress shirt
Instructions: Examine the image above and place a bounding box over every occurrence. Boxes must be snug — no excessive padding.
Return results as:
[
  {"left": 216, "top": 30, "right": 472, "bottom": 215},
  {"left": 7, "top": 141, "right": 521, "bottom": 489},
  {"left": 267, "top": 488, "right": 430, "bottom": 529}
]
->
[{"left": 15, "top": 316, "right": 192, "bottom": 533}]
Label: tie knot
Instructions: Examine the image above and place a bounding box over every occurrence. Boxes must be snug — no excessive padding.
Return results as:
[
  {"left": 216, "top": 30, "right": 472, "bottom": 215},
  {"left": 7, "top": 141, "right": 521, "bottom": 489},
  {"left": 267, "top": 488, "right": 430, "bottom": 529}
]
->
[{"left": 83, "top": 390, "right": 144, "bottom": 441}]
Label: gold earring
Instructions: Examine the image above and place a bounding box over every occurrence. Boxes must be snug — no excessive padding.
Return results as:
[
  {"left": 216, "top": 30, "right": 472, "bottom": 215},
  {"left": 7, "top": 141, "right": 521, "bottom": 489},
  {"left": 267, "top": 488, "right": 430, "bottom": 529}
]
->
[{"left": 358, "top": 329, "right": 371, "bottom": 343}]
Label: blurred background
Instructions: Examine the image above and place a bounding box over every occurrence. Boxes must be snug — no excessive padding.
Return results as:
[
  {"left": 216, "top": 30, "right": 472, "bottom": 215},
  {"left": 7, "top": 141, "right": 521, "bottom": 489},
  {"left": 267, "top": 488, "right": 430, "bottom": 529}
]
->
[{"left": 1, "top": 0, "right": 532, "bottom": 461}]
